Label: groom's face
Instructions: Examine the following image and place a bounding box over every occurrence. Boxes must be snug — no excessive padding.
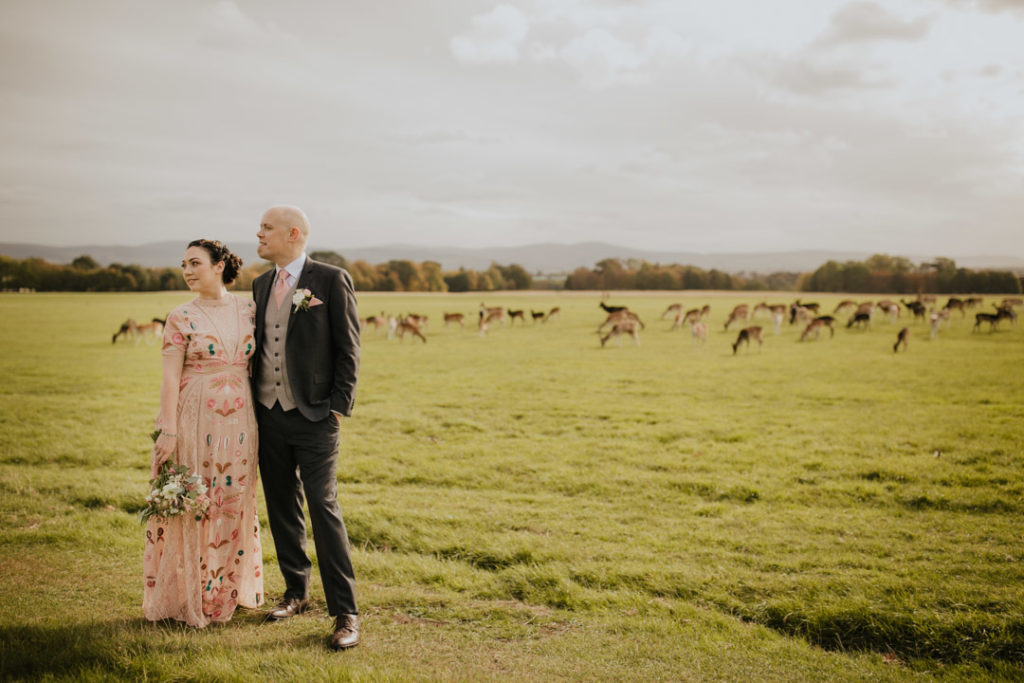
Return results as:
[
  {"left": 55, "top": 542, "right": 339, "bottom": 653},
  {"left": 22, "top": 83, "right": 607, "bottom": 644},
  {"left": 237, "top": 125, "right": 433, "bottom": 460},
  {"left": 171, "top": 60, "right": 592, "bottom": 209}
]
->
[{"left": 257, "top": 213, "right": 294, "bottom": 265}]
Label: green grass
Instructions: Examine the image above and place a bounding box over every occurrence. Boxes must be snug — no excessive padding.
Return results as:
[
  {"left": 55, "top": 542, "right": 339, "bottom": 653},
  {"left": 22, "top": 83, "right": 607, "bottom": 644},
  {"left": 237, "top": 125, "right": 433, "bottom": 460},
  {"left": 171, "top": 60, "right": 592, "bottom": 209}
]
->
[{"left": 1, "top": 290, "right": 1022, "bottom": 681}]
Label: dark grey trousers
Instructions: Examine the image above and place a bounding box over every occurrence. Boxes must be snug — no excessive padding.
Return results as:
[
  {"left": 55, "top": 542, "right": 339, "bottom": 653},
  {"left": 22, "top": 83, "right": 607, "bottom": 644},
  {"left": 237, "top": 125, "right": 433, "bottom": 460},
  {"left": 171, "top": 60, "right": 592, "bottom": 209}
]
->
[{"left": 257, "top": 402, "right": 357, "bottom": 615}]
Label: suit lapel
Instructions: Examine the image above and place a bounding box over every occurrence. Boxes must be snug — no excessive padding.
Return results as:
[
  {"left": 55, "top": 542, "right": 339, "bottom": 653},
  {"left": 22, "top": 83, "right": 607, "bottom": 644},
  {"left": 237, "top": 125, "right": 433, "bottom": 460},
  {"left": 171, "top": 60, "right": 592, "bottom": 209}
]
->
[{"left": 287, "top": 259, "right": 316, "bottom": 337}]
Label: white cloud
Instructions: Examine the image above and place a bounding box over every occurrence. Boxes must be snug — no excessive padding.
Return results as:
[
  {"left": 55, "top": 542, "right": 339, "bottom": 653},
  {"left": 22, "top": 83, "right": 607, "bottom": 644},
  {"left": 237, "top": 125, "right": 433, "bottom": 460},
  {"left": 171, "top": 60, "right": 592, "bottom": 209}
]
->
[
  {"left": 450, "top": 5, "right": 530, "bottom": 64},
  {"left": 559, "top": 28, "right": 648, "bottom": 87},
  {"left": 814, "top": 2, "right": 934, "bottom": 47}
]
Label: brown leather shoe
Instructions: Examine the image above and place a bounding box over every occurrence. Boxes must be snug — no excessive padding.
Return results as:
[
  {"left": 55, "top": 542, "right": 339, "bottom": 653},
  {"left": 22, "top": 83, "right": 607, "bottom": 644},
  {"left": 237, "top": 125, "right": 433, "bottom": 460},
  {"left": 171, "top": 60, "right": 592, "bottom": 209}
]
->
[
  {"left": 330, "top": 614, "right": 359, "bottom": 650},
  {"left": 266, "top": 597, "right": 309, "bottom": 621}
]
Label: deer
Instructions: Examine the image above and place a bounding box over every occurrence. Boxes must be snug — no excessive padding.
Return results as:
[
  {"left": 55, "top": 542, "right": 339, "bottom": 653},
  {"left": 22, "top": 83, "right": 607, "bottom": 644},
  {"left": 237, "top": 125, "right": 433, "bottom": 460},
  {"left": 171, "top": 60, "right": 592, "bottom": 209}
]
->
[
  {"left": 893, "top": 327, "right": 909, "bottom": 352},
  {"left": 876, "top": 300, "right": 900, "bottom": 323},
  {"left": 732, "top": 326, "right": 763, "bottom": 354},
  {"left": 789, "top": 300, "right": 820, "bottom": 323},
  {"left": 396, "top": 316, "right": 427, "bottom": 343},
  {"left": 855, "top": 301, "right": 875, "bottom": 318},
  {"left": 671, "top": 307, "right": 702, "bottom": 331},
  {"left": 443, "top": 312, "right": 465, "bottom": 328},
  {"left": 599, "top": 301, "right": 628, "bottom": 315},
  {"left": 847, "top": 312, "right": 871, "bottom": 329},
  {"left": 724, "top": 304, "right": 749, "bottom": 331},
  {"left": 507, "top": 309, "right": 526, "bottom": 325},
  {"left": 943, "top": 297, "right": 966, "bottom": 318},
  {"left": 135, "top": 318, "right": 165, "bottom": 344},
  {"left": 929, "top": 308, "right": 950, "bottom": 339},
  {"left": 661, "top": 302, "right": 683, "bottom": 320},
  {"left": 599, "top": 309, "right": 644, "bottom": 333},
  {"left": 112, "top": 319, "right": 139, "bottom": 344},
  {"left": 600, "top": 319, "right": 641, "bottom": 347},
  {"left": 405, "top": 313, "right": 429, "bottom": 329},
  {"left": 545, "top": 306, "right": 561, "bottom": 321},
  {"left": 478, "top": 310, "right": 489, "bottom": 337},
  {"left": 973, "top": 306, "right": 1012, "bottom": 333},
  {"left": 689, "top": 320, "right": 707, "bottom": 346},
  {"left": 1001, "top": 297, "right": 1022, "bottom": 309},
  {"left": 699, "top": 304, "right": 711, "bottom": 320},
  {"left": 530, "top": 310, "right": 546, "bottom": 323},
  {"left": 900, "top": 299, "right": 927, "bottom": 322},
  {"left": 480, "top": 304, "right": 506, "bottom": 326},
  {"left": 799, "top": 318, "right": 828, "bottom": 342},
  {"left": 916, "top": 293, "right": 937, "bottom": 305},
  {"left": 791, "top": 306, "right": 814, "bottom": 327},
  {"left": 361, "top": 312, "right": 389, "bottom": 334},
  {"left": 964, "top": 297, "right": 984, "bottom": 309},
  {"left": 833, "top": 299, "right": 857, "bottom": 315}
]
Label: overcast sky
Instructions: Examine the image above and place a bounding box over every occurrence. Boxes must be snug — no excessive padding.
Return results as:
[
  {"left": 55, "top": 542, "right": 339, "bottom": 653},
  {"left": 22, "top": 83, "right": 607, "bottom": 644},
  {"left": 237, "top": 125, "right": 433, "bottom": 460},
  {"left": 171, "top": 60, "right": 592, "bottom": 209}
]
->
[{"left": 1, "top": 0, "right": 1022, "bottom": 257}]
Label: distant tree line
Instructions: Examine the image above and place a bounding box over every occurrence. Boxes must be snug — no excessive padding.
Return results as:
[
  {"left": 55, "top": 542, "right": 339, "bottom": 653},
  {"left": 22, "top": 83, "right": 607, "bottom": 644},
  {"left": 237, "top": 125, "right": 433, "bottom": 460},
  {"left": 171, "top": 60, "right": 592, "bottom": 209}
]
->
[
  {"left": 0, "top": 251, "right": 533, "bottom": 293},
  {"left": 800, "top": 255, "right": 1022, "bottom": 294},
  {"left": 563, "top": 258, "right": 800, "bottom": 291},
  {"left": 2, "top": 251, "right": 1019, "bottom": 295}
]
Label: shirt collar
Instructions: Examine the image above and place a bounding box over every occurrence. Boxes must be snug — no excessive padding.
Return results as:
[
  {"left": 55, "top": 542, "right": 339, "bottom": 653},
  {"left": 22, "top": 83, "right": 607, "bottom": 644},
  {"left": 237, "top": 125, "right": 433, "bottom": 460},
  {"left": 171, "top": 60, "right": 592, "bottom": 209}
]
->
[{"left": 276, "top": 253, "right": 307, "bottom": 283}]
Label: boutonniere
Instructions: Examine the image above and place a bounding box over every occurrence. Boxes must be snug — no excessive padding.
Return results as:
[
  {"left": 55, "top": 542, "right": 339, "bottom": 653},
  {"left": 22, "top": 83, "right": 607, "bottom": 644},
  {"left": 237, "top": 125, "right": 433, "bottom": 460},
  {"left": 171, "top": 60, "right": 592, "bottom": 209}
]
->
[{"left": 292, "top": 288, "right": 323, "bottom": 312}]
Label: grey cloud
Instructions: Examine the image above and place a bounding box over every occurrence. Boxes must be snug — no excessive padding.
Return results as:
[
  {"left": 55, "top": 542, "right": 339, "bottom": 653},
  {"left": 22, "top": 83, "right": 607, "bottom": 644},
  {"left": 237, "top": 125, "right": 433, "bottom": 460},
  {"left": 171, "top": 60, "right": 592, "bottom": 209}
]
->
[{"left": 814, "top": 2, "right": 934, "bottom": 47}]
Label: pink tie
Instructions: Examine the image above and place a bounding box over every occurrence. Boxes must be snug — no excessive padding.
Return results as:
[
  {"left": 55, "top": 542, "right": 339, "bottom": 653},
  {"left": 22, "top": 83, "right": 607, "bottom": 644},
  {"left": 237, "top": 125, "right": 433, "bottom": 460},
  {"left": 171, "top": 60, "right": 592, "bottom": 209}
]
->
[{"left": 273, "top": 269, "right": 290, "bottom": 309}]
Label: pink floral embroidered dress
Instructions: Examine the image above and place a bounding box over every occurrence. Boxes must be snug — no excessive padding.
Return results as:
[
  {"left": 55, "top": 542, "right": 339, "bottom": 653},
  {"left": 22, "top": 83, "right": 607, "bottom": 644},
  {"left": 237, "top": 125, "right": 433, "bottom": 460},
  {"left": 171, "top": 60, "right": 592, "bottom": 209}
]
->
[{"left": 144, "top": 293, "right": 263, "bottom": 626}]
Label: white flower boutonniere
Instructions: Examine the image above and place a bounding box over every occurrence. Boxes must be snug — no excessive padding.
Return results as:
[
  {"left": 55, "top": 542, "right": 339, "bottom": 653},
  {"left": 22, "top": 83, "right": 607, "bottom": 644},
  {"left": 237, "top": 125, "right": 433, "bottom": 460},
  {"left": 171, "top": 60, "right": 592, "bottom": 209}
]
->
[{"left": 292, "top": 288, "right": 324, "bottom": 312}]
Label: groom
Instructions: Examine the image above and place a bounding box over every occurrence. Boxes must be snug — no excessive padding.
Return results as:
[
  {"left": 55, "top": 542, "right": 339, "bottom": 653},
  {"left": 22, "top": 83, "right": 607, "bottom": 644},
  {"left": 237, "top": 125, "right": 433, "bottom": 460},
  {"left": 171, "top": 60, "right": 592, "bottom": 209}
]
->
[{"left": 253, "top": 205, "right": 362, "bottom": 650}]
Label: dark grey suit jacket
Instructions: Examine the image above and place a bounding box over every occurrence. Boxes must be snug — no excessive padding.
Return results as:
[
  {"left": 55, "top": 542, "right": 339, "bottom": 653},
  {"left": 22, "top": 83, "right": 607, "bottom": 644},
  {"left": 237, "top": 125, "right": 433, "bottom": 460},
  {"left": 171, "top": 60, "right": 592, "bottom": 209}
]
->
[{"left": 253, "top": 258, "right": 360, "bottom": 421}]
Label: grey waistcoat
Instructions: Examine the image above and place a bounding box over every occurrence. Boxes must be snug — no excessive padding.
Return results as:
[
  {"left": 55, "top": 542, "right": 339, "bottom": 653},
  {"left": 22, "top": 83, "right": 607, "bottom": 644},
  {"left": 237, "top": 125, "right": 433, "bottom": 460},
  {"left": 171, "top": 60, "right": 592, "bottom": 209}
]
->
[{"left": 257, "top": 281, "right": 298, "bottom": 411}]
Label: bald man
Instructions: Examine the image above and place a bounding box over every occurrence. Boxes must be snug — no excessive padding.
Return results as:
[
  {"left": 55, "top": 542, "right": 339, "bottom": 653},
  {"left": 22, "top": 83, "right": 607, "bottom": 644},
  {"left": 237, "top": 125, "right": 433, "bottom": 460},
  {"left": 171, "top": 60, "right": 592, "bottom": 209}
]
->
[{"left": 252, "top": 206, "right": 362, "bottom": 650}]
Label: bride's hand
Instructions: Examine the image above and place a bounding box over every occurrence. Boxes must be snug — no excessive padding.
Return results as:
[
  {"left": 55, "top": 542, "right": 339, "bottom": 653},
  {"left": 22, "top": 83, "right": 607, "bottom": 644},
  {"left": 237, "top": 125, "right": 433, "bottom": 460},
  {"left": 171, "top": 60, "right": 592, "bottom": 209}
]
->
[{"left": 151, "top": 432, "right": 177, "bottom": 478}]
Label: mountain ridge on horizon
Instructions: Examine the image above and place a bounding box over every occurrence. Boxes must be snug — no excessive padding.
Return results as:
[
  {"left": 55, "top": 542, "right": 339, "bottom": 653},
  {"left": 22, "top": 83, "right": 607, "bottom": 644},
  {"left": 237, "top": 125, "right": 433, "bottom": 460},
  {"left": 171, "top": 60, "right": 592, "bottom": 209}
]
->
[{"left": 2, "top": 240, "right": 1022, "bottom": 275}]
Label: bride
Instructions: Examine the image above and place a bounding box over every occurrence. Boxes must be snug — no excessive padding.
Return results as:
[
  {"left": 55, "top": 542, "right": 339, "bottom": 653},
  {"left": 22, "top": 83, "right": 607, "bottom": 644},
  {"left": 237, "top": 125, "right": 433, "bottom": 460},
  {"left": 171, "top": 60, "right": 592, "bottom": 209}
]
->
[{"left": 143, "top": 239, "right": 263, "bottom": 626}]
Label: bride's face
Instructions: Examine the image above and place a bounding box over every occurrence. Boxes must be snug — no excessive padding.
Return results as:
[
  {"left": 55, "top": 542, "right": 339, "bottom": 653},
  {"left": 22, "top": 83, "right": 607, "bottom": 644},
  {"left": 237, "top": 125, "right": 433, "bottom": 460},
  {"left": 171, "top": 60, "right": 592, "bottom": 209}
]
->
[{"left": 181, "top": 246, "right": 225, "bottom": 294}]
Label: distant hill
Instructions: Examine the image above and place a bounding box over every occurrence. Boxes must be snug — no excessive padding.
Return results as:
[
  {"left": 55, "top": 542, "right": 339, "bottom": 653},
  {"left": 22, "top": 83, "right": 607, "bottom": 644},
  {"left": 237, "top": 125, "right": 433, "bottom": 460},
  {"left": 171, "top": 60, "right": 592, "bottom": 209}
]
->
[{"left": 2, "top": 241, "right": 1022, "bottom": 275}]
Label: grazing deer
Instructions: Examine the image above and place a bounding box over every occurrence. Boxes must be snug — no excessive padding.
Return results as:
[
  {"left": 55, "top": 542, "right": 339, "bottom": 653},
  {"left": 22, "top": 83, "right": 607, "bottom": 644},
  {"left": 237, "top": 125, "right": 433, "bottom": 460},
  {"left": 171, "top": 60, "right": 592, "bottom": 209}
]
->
[
  {"left": 661, "top": 302, "right": 683, "bottom": 319},
  {"left": 599, "top": 309, "right": 644, "bottom": 333},
  {"left": 943, "top": 297, "right": 966, "bottom": 318},
  {"left": 855, "top": 301, "right": 875, "bottom": 318},
  {"left": 917, "top": 293, "right": 937, "bottom": 305},
  {"left": 800, "top": 315, "right": 835, "bottom": 341},
  {"left": 699, "top": 305, "right": 711, "bottom": 320},
  {"left": 546, "top": 306, "right": 561, "bottom": 321},
  {"left": 900, "top": 299, "right": 927, "bottom": 322},
  {"left": 112, "top": 319, "right": 138, "bottom": 344},
  {"left": 480, "top": 304, "right": 506, "bottom": 326},
  {"left": 996, "top": 303, "right": 1018, "bottom": 327},
  {"left": 689, "top": 320, "right": 707, "bottom": 346},
  {"left": 964, "top": 297, "right": 983, "bottom": 309},
  {"left": 973, "top": 306, "right": 1012, "bottom": 333},
  {"left": 443, "top": 312, "right": 465, "bottom": 328},
  {"left": 1001, "top": 297, "right": 1022, "bottom": 309},
  {"left": 929, "top": 308, "right": 950, "bottom": 339},
  {"left": 600, "top": 319, "right": 641, "bottom": 347},
  {"left": 847, "top": 312, "right": 871, "bottom": 329},
  {"left": 876, "top": 300, "right": 900, "bottom": 323},
  {"left": 507, "top": 309, "right": 526, "bottom": 325},
  {"left": 833, "top": 299, "right": 857, "bottom": 315},
  {"left": 770, "top": 308, "right": 785, "bottom": 335},
  {"left": 396, "top": 316, "right": 427, "bottom": 343},
  {"left": 405, "top": 313, "right": 429, "bottom": 329},
  {"left": 672, "top": 308, "right": 701, "bottom": 331},
  {"left": 732, "top": 326, "right": 763, "bottom": 354},
  {"left": 599, "top": 301, "right": 628, "bottom": 314},
  {"left": 530, "top": 310, "right": 546, "bottom": 323},
  {"left": 724, "top": 304, "right": 749, "bottom": 331},
  {"left": 478, "top": 310, "right": 489, "bottom": 337},
  {"left": 361, "top": 312, "right": 389, "bottom": 334},
  {"left": 135, "top": 318, "right": 165, "bottom": 344},
  {"left": 794, "top": 299, "right": 820, "bottom": 314},
  {"left": 791, "top": 306, "right": 814, "bottom": 326},
  {"left": 893, "top": 327, "right": 909, "bottom": 352}
]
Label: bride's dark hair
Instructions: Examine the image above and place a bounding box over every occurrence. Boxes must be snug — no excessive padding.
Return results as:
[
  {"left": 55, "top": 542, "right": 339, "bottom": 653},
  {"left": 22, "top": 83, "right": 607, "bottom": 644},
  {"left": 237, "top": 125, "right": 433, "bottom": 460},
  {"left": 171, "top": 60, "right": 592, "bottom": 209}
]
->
[{"left": 188, "top": 239, "right": 243, "bottom": 285}]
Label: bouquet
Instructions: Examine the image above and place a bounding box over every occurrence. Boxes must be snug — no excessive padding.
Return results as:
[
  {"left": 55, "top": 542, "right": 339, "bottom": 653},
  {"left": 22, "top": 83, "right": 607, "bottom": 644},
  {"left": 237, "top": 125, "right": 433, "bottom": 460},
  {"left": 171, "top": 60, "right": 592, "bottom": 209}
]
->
[{"left": 140, "top": 430, "right": 210, "bottom": 523}]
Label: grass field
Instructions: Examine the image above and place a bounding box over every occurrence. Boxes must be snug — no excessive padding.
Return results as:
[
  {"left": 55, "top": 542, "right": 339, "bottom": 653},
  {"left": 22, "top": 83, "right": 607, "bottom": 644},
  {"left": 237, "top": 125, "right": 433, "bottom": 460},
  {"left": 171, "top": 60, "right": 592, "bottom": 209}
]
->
[{"left": 1, "top": 290, "right": 1022, "bottom": 681}]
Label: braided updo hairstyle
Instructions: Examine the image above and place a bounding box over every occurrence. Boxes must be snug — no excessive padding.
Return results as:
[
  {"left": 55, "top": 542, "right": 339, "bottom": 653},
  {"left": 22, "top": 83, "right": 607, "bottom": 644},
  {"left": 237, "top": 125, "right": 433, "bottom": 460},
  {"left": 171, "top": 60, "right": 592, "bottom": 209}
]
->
[{"left": 187, "top": 239, "right": 243, "bottom": 284}]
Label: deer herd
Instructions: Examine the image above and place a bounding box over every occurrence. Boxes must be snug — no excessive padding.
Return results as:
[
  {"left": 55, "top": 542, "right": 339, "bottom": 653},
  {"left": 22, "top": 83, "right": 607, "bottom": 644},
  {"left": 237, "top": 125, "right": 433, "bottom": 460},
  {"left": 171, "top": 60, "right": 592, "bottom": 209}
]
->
[
  {"left": 352, "top": 293, "right": 1020, "bottom": 355},
  {"left": 112, "top": 294, "right": 1020, "bottom": 355}
]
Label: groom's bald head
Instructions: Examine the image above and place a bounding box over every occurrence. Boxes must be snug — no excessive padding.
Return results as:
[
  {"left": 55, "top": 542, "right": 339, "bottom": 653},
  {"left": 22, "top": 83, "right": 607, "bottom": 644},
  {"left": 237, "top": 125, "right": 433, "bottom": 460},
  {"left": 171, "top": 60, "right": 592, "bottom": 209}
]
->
[{"left": 257, "top": 205, "right": 310, "bottom": 266}]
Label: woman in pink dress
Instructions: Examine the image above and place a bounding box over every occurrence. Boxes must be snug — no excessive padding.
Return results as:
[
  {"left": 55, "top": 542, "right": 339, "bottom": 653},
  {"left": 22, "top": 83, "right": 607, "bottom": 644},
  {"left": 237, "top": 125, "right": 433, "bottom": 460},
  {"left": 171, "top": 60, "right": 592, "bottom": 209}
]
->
[{"left": 144, "top": 239, "right": 263, "bottom": 627}]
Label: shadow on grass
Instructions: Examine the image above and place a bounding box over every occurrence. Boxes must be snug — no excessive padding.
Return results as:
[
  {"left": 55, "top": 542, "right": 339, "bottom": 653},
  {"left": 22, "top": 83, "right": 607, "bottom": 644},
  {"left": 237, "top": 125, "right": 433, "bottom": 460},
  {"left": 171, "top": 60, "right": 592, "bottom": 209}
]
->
[{"left": 0, "top": 612, "right": 277, "bottom": 679}]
